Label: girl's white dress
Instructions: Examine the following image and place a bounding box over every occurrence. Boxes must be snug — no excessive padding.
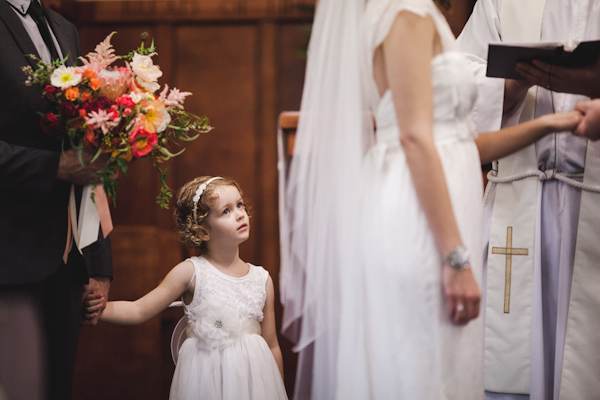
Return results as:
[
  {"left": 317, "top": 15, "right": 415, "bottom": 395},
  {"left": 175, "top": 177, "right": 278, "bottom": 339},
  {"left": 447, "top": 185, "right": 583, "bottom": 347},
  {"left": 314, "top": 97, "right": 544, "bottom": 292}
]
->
[
  {"left": 336, "top": 0, "right": 485, "bottom": 398},
  {"left": 169, "top": 256, "right": 288, "bottom": 400}
]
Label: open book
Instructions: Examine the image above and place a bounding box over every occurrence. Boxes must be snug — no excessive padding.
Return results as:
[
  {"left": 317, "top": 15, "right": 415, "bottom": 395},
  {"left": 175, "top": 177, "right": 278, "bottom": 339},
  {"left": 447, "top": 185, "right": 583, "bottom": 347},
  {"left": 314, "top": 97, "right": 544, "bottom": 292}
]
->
[{"left": 486, "top": 39, "right": 600, "bottom": 80}]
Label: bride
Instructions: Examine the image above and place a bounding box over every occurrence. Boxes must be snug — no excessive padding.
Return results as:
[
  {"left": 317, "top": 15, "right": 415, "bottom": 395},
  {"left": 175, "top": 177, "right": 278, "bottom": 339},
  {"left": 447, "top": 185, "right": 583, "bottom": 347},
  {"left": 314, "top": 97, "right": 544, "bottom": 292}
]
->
[{"left": 279, "top": 0, "right": 581, "bottom": 399}]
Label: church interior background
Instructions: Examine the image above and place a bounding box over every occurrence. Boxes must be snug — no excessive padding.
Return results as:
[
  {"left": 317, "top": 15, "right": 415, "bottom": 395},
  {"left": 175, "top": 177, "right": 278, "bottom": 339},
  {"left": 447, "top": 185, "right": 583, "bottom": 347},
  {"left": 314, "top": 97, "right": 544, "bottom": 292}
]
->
[{"left": 44, "top": 0, "right": 476, "bottom": 398}]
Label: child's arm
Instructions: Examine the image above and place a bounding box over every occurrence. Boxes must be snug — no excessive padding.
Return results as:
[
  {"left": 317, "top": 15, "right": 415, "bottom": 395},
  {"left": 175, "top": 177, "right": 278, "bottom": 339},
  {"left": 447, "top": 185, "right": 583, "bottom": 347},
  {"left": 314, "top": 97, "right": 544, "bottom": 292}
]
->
[
  {"left": 261, "top": 275, "right": 284, "bottom": 379},
  {"left": 84, "top": 260, "right": 194, "bottom": 325}
]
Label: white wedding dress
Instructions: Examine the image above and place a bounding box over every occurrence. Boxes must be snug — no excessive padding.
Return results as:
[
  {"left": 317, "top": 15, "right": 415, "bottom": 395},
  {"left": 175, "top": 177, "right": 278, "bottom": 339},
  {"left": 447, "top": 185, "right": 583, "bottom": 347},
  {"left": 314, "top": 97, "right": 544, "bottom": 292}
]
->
[
  {"left": 336, "top": 1, "right": 485, "bottom": 398},
  {"left": 169, "top": 256, "right": 288, "bottom": 400}
]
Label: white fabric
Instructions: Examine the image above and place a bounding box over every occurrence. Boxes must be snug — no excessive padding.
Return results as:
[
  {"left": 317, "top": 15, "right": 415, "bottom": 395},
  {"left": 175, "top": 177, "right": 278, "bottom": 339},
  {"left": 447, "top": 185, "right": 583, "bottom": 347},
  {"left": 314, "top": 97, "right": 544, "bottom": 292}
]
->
[
  {"left": 352, "top": 2, "right": 484, "bottom": 397},
  {"left": 280, "top": 0, "right": 484, "bottom": 398},
  {"left": 457, "top": 0, "right": 600, "bottom": 398},
  {"left": 278, "top": 0, "right": 372, "bottom": 398},
  {"left": 170, "top": 256, "right": 287, "bottom": 400}
]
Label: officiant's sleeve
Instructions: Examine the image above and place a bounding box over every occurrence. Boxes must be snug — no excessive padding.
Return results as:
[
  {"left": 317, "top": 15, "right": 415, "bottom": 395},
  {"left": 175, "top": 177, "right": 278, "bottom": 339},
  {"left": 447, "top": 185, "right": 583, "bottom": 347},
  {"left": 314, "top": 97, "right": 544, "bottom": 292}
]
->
[
  {"left": 0, "top": 141, "right": 61, "bottom": 199},
  {"left": 457, "top": 0, "right": 505, "bottom": 133}
]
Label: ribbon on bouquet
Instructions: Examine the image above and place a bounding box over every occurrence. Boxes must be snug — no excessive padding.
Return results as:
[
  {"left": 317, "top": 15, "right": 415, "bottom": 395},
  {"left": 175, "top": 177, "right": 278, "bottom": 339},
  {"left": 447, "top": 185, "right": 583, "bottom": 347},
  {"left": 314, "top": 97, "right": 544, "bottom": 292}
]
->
[{"left": 62, "top": 184, "right": 113, "bottom": 263}]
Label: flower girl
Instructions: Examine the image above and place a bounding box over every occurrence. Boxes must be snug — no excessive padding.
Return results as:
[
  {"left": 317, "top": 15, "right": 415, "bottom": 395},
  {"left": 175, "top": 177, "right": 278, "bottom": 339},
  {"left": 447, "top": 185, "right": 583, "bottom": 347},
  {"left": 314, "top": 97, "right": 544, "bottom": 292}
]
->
[{"left": 85, "top": 176, "right": 288, "bottom": 400}]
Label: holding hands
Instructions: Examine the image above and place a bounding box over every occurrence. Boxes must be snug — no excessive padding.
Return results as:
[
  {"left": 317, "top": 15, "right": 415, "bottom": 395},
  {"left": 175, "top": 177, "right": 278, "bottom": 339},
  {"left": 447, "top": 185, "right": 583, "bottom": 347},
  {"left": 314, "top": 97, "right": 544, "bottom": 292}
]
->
[{"left": 574, "top": 99, "right": 600, "bottom": 141}]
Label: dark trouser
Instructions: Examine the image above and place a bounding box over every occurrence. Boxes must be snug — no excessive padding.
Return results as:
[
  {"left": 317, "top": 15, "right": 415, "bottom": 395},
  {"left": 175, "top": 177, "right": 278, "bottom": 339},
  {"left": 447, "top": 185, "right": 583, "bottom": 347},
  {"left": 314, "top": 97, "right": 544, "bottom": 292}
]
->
[{"left": 0, "top": 263, "right": 84, "bottom": 400}]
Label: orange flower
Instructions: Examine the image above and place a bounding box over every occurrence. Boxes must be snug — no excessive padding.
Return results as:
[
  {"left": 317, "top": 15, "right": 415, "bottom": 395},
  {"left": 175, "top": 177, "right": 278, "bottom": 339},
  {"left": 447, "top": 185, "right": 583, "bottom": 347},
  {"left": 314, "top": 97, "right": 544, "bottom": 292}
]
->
[
  {"left": 64, "top": 87, "right": 79, "bottom": 101},
  {"left": 81, "top": 92, "right": 92, "bottom": 102},
  {"left": 112, "top": 145, "right": 133, "bottom": 162},
  {"left": 88, "top": 78, "right": 100, "bottom": 91},
  {"left": 83, "top": 68, "right": 96, "bottom": 79},
  {"left": 83, "top": 128, "right": 99, "bottom": 148}
]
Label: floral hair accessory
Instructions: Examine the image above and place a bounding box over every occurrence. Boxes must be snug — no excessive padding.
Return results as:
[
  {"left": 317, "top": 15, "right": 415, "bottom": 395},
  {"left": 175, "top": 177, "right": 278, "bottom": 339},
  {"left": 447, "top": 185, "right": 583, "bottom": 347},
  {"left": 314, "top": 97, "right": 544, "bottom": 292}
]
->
[{"left": 193, "top": 177, "right": 223, "bottom": 222}]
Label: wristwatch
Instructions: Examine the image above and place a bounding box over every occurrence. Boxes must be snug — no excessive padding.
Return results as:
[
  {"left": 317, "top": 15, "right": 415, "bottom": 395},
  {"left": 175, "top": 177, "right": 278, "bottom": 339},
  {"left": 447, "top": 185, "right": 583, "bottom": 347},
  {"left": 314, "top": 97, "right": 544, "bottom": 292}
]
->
[{"left": 444, "top": 245, "right": 471, "bottom": 271}]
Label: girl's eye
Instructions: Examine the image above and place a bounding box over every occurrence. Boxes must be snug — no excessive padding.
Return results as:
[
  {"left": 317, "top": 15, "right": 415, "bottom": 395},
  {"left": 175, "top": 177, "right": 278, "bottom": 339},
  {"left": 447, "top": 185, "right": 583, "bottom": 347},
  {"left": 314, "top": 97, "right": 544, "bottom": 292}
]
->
[
  {"left": 222, "top": 209, "right": 229, "bottom": 215},
  {"left": 237, "top": 202, "right": 244, "bottom": 208}
]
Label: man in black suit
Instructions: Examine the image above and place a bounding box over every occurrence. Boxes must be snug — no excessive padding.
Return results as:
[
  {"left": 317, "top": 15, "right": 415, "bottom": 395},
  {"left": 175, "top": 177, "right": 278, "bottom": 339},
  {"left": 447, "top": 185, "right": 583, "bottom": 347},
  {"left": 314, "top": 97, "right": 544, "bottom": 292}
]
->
[{"left": 0, "top": 1, "right": 114, "bottom": 399}]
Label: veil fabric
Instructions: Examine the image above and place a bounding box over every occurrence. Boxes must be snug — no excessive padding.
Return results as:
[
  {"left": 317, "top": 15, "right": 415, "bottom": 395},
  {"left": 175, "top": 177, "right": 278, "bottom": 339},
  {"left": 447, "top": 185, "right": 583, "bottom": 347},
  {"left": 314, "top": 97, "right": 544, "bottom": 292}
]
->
[{"left": 278, "top": 0, "right": 375, "bottom": 398}]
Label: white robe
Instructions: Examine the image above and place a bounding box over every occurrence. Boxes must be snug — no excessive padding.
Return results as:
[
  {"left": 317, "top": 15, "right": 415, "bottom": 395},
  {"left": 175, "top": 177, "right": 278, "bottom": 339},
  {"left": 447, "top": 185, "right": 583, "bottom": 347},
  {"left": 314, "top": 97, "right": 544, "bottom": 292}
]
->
[{"left": 457, "top": 0, "right": 600, "bottom": 399}]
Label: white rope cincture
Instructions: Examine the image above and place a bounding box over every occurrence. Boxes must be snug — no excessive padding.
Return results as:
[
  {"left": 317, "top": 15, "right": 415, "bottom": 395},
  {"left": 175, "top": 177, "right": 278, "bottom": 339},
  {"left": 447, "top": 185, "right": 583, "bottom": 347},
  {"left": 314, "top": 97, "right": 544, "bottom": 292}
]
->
[{"left": 486, "top": 169, "right": 600, "bottom": 193}]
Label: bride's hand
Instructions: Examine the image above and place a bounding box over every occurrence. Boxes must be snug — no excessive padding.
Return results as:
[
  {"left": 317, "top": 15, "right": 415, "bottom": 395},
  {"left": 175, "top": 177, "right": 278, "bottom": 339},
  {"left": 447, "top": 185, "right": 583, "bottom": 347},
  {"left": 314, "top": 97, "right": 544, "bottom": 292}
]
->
[{"left": 442, "top": 266, "right": 481, "bottom": 326}]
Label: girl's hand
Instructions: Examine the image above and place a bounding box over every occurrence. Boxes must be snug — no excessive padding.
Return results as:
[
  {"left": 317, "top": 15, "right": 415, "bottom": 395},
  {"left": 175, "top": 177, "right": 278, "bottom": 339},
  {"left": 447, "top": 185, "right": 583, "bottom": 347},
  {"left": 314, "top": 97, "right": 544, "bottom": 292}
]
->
[
  {"left": 83, "top": 293, "right": 105, "bottom": 322},
  {"left": 538, "top": 111, "right": 582, "bottom": 134},
  {"left": 442, "top": 266, "right": 481, "bottom": 326}
]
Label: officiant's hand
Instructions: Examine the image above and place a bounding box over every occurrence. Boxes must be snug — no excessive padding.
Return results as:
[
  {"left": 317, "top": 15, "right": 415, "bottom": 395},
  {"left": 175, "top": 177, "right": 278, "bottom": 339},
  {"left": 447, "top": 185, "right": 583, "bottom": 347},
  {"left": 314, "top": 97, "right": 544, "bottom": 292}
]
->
[
  {"left": 514, "top": 57, "right": 600, "bottom": 98},
  {"left": 574, "top": 99, "right": 600, "bottom": 141},
  {"left": 503, "top": 78, "right": 533, "bottom": 114},
  {"left": 56, "top": 148, "right": 118, "bottom": 186},
  {"left": 442, "top": 267, "right": 481, "bottom": 326}
]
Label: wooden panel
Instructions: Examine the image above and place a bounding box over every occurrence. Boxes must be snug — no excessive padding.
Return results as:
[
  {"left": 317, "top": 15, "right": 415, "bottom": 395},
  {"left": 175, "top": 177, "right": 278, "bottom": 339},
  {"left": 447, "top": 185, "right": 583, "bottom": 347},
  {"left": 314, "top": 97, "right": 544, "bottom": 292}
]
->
[
  {"left": 173, "top": 23, "right": 259, "bottom": 263},
  {"left": 72, "top": 225, "right": 183, "bottom": 400}
]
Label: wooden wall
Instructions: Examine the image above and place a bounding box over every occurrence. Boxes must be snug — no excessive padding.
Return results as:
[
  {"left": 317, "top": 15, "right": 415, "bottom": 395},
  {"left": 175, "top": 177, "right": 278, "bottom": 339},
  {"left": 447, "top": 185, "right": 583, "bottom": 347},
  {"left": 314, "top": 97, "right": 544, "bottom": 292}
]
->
[{"left": 47, "top": 1, "right": 476, "bottom": 398}]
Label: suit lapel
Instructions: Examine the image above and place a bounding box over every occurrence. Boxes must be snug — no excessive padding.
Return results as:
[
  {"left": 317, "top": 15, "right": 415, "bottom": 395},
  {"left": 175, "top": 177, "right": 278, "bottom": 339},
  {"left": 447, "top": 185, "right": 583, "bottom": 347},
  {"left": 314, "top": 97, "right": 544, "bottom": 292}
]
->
[
  {"left": 44, "top": 6, "right": 78, "bottom": 66},
  {"left": 0, "top": 0, "right": 40, "bottom": 68}
]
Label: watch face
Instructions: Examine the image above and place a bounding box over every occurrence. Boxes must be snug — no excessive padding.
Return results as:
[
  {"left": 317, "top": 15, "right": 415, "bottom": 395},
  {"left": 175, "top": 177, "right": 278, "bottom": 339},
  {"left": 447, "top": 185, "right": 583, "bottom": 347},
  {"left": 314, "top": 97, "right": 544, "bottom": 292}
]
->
[{"left": 449, "top": 246, "right": 470, "bottom": 269}]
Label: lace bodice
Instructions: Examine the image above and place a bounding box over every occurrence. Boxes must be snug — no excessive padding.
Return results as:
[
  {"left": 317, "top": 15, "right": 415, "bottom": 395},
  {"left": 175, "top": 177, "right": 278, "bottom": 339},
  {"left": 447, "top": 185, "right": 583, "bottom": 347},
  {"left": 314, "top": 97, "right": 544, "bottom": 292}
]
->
[
  {"left": 183, "top": 256, "right": 268, "bottom": 323},
  {"left": 364, "top": 0, "right": 478, "bottom": 143}
]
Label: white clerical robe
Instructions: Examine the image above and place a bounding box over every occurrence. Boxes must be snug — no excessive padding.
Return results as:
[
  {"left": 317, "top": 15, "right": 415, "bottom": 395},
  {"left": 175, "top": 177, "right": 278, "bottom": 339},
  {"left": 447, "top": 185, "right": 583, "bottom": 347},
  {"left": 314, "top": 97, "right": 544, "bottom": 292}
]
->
[{"left": 458, "top": 0, "right": 600, "bottom": 399}]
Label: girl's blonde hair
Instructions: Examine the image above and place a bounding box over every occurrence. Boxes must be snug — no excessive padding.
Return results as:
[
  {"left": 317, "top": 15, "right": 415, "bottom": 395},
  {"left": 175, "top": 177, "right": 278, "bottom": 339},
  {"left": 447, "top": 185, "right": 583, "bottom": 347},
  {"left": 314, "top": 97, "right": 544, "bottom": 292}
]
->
[{"left": 174, "top": 176, "right": 249, "bottom": 253}]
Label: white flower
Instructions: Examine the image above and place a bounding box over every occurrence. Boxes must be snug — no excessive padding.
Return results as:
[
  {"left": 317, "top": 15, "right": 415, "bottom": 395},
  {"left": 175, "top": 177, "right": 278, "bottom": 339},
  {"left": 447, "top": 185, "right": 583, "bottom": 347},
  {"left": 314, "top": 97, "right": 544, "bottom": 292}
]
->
[
  {"left": 189, "top": 302, "right": 241, "bottom": 350},
  {"left": 50, "top": 65, "right": 82, "bottom": 89},
  {"left": 130, "top": 53, "right": 162, "bottom": 93},
  {"left": 129, "top": 91, "right": 154, "bottom": 104}
]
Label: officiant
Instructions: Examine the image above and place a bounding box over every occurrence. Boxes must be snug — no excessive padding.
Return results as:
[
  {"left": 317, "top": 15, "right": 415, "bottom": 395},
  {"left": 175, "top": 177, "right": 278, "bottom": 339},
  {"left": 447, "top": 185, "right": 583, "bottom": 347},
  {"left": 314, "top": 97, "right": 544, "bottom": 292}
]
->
[
  {"left": 0, "top": 1, "right": 114, "bottom": 399},
  {"left": 457, "top": 0, "right": 600, "bottom": 399}
]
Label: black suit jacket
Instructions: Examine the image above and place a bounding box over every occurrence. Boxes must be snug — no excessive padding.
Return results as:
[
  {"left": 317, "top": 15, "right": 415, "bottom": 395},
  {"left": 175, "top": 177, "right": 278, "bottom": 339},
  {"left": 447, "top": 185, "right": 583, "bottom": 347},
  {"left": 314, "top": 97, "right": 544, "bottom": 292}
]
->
[{"left": 0, "top": 1, "right": 112, "bottom": 285}]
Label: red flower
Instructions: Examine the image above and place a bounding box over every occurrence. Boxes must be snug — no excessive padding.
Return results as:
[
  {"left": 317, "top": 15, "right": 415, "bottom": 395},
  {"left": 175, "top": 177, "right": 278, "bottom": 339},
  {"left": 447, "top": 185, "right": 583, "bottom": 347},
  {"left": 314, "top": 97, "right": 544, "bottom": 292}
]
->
[
  {"left": 128, "top": 128, "right": 158, "bottom": 157},
  {"left": 43, "top": 85, "right": 58, "bottom": 98},
  {"left": 59, "top": 101, "right": 79, "bottom": 122},
  {"left": 40, "top": 113, "right": 62, "bottom": 136}
]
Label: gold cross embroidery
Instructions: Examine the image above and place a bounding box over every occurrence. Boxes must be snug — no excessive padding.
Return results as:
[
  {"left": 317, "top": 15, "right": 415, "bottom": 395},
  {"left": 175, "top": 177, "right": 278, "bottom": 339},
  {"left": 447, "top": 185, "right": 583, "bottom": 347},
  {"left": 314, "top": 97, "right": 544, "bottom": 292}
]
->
[{"left": 491, "top": 226, "right": 529, "bottom": 314}]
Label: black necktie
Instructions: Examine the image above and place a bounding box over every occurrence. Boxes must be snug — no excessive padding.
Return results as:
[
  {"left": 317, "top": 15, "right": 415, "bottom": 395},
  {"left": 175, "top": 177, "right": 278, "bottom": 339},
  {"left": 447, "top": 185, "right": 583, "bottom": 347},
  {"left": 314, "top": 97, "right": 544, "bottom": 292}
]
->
[{"left": 27, "top": 0, "right": 60, "bottom": 61}]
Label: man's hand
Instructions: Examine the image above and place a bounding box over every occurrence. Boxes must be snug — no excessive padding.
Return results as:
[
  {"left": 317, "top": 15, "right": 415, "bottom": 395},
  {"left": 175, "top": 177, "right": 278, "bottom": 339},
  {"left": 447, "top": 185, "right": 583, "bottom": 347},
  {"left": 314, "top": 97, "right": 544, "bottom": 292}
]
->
[
  {"left": 55, "top": 149, "right": 115, "bottom": 186},
  {"left": 514, "top": 57, "right": 600, "bottom": 98},
  {"left": 503, "top": 78, "right": 533, "bottom": 114},
  {"left": 574, "top": 99, "right": 600, "bottom": 141},
  {"left": 81, "top": 276, "right": 110, "bottom": 326}
]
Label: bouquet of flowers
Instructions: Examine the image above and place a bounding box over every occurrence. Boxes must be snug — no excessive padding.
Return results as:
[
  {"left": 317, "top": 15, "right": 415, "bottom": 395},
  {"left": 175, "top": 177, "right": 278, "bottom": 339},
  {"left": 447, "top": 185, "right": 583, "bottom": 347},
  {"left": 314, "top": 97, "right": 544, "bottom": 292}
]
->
[{"left": 23, "top": 32, "right": 212, "bottom": 208}]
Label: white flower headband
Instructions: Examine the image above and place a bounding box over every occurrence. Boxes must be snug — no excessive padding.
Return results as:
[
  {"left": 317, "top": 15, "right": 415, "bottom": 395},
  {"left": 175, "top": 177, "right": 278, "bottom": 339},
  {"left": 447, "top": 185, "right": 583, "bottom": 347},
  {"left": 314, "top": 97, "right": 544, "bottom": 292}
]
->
[{"left": 193, "top": 177, "right": 223, "bottom": 222}]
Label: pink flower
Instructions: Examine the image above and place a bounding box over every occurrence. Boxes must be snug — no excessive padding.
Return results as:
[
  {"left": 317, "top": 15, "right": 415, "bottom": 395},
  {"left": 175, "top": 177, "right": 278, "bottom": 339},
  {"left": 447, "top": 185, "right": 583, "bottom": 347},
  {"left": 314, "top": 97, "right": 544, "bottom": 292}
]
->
[
  {"left": 97, "top": 67, "right": 132, "bottom": 100},
  {"left": 128, "top": 128, "right": 158, "bottom": 157},
  {"left": 115, "top": 95, "right": 135, "bottom": 109}
]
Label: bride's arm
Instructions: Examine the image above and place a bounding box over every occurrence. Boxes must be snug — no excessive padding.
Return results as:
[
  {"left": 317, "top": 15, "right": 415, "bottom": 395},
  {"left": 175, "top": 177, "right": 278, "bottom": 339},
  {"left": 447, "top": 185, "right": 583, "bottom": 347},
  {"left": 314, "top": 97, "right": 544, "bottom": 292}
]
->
[{"left": 381, "top": 11, "right": 480, "bottom": 325}]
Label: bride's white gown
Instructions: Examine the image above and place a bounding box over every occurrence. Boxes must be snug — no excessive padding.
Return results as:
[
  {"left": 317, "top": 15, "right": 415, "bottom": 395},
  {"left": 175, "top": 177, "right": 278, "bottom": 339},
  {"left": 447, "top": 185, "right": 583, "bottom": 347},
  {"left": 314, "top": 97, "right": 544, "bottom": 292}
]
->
[{"left": 337, "top": 1, "right": 485, "bottom": 398}]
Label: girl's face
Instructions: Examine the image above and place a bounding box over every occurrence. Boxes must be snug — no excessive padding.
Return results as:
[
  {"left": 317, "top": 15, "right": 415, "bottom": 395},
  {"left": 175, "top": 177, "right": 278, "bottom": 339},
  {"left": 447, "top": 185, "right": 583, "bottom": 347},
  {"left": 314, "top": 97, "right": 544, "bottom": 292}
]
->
[{"left": 204, "top": 185, "right": 250, "bottom": 246}]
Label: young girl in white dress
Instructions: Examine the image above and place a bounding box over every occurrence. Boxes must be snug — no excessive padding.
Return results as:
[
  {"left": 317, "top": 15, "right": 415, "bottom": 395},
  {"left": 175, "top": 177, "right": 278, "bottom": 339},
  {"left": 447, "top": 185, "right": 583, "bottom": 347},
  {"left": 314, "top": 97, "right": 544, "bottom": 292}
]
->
[{"left": 85, "top": 176, "right": 288, "bottom": 400}]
